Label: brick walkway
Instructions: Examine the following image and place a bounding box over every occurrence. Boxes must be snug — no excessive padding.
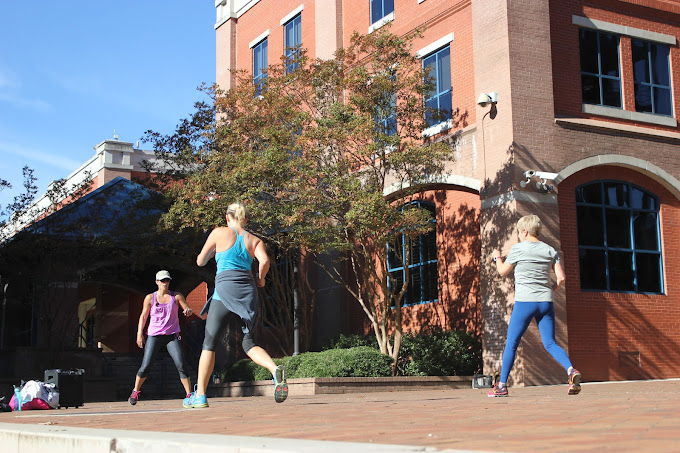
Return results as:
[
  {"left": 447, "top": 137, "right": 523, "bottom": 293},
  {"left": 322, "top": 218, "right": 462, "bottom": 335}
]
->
[{"left": 2, "top": 379, "right": 679, "bottom": 452}]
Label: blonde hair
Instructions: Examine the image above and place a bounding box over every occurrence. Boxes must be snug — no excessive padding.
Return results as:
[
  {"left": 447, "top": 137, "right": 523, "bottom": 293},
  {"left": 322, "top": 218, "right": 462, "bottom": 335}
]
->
[
  {"left": 226, "top": 202, "right": 248, "bottom": 223},
  {"left": 517, "top": 214, "right": 542, "bottom": 237}
]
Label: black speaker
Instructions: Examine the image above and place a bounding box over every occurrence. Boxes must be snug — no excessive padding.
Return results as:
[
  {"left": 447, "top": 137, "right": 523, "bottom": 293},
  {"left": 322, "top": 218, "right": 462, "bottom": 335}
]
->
[{"left": 44, "top": 369, "right": 85, "bottom": 408}]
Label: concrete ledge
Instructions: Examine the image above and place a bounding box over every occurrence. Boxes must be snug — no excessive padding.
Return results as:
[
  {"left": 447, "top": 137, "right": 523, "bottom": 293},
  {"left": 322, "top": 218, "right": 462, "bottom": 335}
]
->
[
  {"left": 209, "top": 375, "right": 472, "bottom": 397},
  {"left": 0, "top": 423, "right": 448, "bottom": 453}
]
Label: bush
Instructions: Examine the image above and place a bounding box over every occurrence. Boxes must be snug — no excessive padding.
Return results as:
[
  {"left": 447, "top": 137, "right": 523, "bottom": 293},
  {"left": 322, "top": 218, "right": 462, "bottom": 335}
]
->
[
  {"left": 397, "top": 327, "right": 481, "bottom": 377},
  {"left": 321, "top": 333, "right": 376, "bottom": 350},
  {"left": 220, "top": 346, "right": 392, "bottom": 382}
]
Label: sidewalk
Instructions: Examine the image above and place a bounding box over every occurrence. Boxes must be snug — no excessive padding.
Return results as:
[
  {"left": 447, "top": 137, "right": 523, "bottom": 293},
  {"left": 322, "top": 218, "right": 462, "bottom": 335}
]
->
[{"left": 1, "top": 379, "right": 679, "bottom": 452}]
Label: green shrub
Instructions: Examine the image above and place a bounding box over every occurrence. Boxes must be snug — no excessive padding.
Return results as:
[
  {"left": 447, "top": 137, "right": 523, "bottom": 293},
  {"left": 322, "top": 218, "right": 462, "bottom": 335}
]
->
[
  {"left": 322, "top": 333, "right": 376, "bottom": 350},
  {"left": 397, "top": 327, "right": 481, "bottom": 377},
  {"left": 220, "top": 346, "right": 392, "bottom": 382}
]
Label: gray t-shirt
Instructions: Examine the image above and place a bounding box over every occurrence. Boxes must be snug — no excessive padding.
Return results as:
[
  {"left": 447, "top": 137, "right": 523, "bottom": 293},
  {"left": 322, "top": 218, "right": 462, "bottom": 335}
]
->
[{"left": 505, "top": 241, "right": 560, "bottom": 302}]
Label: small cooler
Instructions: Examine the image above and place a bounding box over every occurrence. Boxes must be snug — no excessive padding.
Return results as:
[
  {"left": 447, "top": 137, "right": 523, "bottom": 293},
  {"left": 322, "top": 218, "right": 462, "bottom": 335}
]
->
[{"left": 44, "top": 369, "right": 85, "bottom": 408}]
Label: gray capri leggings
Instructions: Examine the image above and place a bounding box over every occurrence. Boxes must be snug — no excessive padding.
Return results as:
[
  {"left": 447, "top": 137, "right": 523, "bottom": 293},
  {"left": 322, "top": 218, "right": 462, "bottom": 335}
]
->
[
  {"left": 136, "top": 334, "right": 189, "bottom": 379},
  {"left": 202, "top": 299, "right": 256, "bottom": 353}
]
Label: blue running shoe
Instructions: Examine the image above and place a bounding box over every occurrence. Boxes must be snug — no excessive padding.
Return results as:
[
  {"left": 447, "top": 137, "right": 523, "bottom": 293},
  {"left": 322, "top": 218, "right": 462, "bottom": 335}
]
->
[
  {"left": 183, "top": 386, "right": 209, "bottom": 408},
  {"left": 273, "top": 365, "right": 288, "bottom": 403}
]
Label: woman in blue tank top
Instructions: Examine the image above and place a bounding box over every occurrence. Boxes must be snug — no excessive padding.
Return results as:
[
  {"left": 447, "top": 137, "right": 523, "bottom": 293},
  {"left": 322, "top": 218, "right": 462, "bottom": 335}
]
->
[{"left": 183, "top": 202, "right": 288, "bottom": 408}]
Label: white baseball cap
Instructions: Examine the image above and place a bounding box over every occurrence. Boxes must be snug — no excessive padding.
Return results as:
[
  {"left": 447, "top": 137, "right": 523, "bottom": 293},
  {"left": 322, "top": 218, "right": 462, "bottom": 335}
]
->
[{"left": 155, "top": 270, "right": 172, "bottom": 281}]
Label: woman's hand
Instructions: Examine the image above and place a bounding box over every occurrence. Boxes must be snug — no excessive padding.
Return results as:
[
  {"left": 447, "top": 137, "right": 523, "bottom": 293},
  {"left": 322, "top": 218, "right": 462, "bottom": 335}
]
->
[
  {"left": 183, "top": 307, "right": 193, "bottom": 316},
  {"left": 136, "top": 333, "right": 144, "bottom": 349}
]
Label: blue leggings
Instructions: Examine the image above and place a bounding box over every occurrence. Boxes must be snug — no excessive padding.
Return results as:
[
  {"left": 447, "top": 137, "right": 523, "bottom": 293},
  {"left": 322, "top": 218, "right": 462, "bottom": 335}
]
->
[{"left": 500, "top": 302, "right": 572, "bottom": 383}]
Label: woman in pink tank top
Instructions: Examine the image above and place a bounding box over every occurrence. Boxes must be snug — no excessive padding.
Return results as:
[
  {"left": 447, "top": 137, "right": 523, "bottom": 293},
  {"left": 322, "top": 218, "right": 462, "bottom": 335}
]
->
[{"left": 127, "top": 270, "right": 194, "bottom": 406}]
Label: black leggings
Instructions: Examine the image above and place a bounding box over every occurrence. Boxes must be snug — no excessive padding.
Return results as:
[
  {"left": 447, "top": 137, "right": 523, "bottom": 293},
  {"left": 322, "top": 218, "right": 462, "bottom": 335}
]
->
[
  {"left": 136, "top": 334, "right": 189, "bottom": 379},
  {"left": 202, "top": 299, "right": 256, "bottom": 353}
]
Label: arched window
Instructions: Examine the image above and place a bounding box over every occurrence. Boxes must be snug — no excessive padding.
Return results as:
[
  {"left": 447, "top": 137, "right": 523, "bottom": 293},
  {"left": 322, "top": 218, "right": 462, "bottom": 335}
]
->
[
  {"left": 387, "top": 201, "right": 439, "bottom": 306},
  {"left": 575, "top": 181, "right": 663, "bottom": 293}
]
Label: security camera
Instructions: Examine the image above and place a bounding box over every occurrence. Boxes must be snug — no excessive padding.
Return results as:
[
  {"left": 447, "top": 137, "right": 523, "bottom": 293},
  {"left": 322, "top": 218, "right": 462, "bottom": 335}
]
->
[
  {"left": 477, "top": 92, "right": 498, "bottom": 107},
  {"left": 535, "top": 171, "right": 558, "bottom": 180},
  {"left": 523, "top": 170, "right": 536, "bottom": 178}
]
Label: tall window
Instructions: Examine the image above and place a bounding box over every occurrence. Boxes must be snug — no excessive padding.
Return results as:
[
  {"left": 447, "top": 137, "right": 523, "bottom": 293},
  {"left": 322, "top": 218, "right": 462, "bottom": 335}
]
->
[
  {"left": 423, "top": 46, "right": 452, "bottom": 127},
  {"left": 376, "top": 74, "right": 397, "bottom": 137},
  {"left": 632, "top": 39, "right": 673, "bottom": 116},
  {"left": 253, "top": 38, "right": 268, "bottom": 95},
  {"left": 579, "top": 29, "right": 621, "bottom": 107},
  {"left": 371, "top": 0, "right": 394, "bottom": 25},
  {"left": 387, "top": 202, "right": 439, "bottom": 306},
  {"left": 284, "top": 14, "right": 302, "bottom": 74},
  {"left": 575, "top": 181, "right": 663, "bottom": 293}
]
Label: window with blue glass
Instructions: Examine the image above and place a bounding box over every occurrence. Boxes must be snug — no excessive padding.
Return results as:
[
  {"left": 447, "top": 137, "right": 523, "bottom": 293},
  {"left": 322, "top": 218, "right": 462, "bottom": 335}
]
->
[
  {"left": 371, "top": 0, "right": 394, "bottom": 25},
  {"left": 387, "top": 202, "right": 439, "bottom": 306},
  {"left": 284, "top": 14, "right": 302, "bottom": 74},
  {"left": 423, "top": 46, "right": 452, "bottom": 127},
  {"left": 575, "top": 181, "right": 663, "bottom": 293},
  {"left": 579, "top": 29, "right": 621, "bottom": 108},
  {"left": 376, "top": 75, "right": 397, "bottom": 137},
  {"left": 253, "top": 38, "right": 268, "bottom": 95},
  {"left": 632, "top": 39, "right": 672, "bottom": 116}
]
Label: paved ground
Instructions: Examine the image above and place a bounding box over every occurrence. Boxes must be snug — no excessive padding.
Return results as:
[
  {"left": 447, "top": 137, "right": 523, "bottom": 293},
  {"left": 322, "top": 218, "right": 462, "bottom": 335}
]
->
[{"left": 2, "top": 379, "right": 679, "bottom": 452}]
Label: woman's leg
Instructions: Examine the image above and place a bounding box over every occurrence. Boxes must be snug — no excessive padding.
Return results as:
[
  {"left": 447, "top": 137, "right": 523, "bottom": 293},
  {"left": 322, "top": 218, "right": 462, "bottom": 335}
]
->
[
  {"left": 134, "top": 335, "right": 162, "bottom": 390},
  {"left": 535, "top": 302, "right": 573, "bottom": 370},
  {"left": 500, "top": 302, "right": 538, "bottom": 384},
  {"left": 165, "top": 336, "right": 192, "bottom": 395},
  {"left": 194, "top": 300, "right": 230, "bottom": 397}
]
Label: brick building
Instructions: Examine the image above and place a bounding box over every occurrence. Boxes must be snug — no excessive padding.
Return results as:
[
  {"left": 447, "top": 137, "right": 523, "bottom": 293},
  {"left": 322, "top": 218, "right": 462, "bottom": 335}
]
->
[{"left": 213, "top": 0, "right": 680, "bottom": 385}]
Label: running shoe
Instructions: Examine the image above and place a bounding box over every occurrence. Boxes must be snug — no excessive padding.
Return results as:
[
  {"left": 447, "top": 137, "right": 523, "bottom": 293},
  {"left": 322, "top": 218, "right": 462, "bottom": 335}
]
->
[
  {"left": 128, "top": 390, "right": 140, "bottom": 406},
  {"left": 488, "top": 383, "right": 508, "bottom": 397},
  {"left": 183, "top": 388, "right": 209, "bottom": 408},
  {"left": 273, "top": 365, "right": 288, "bottom": 403},
  {"left": 568, "top": 369, "right": 582, "bottom": 395}
]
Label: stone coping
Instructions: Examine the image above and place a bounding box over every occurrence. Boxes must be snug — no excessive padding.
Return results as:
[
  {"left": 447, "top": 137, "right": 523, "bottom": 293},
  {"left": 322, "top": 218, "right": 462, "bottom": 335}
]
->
[{"left": 208, "top": 375, "right": 472, "bottom": 397}]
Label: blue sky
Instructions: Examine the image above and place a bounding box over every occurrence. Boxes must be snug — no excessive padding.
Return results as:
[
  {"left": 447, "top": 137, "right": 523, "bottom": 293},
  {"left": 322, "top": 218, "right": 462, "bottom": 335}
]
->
[{"left": 0, "top": 1, "right": 215, "bottom": 209}]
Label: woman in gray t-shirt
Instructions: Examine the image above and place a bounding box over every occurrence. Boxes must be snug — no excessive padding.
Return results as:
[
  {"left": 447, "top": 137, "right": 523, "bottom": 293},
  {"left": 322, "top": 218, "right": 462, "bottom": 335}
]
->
[{"left": 488, "top": 215, "right": 581, "bottom": 397}]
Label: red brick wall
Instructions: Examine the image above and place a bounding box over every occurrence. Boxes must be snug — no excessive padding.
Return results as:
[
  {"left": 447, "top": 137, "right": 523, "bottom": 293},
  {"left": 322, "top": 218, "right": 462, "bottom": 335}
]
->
[{"left": 558, "top": 165, "right": 680, "bottom": 381}]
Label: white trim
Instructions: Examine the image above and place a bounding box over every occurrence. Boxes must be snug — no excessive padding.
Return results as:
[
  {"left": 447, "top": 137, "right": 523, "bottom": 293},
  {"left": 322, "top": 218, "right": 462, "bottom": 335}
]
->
[
  {"left": 422, "top": 119, "right": 453, "bottom": 138},
  {"left": 559, "top": 154, "right": 680, "bottom": 200},
  {"left": 416, "top": 33, "right": 454, "bottom": 58},
  {"left": 418, "top": 0, "right": 427, "bottom": 3},
  {"left": 481, "top": 190, "right": 558, "bottom": 210},
  {"left": 384, "top": 174, "right": 481, "bottom": 197},
  {"left": 368, "top": 11, "right": 394, "bottom": 34},
  {"left": 280, "top": 4, "right": 304, "bottom": 26},
  {"left": 555, "top": 116, "right": 680, "bottom": 140},
  {"left": 582, "top": 104, "right": 677, "bottom": 127},
  {"left": 249, "top": 30, "right": 270, "bottom": 49},
  {"left": 572, "top": 15, "right": 677, "bottom": 45}
]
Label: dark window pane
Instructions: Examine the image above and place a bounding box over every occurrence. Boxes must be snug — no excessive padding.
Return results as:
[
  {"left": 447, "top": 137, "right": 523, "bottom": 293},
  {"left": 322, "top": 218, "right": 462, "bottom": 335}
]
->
[
  {"left": 439, "top": 90, "right": 452, "bottom": 119},
  {"left": 576, "top": 183, "right": 602, "bottom": 204},
  {"left": 408, "top": 268, "right": 422, "bottom": 304},
  {"left": 579, "top": 29, "right": 599, "bottom": 74},
  {"left": 599, "top": 33, "right": 620, "bottom": 77},
  {"left": 608, "top": 251, "right": 634, "bottom": 291},
  {"left": 629, "top": 187, "right": 657, "bottom": 210},
  {"left": 605, "top": 209, "right": 631, "bottom": 248},
  {"left": 653, "top": 87, "right": 672, "bottom": 116},
  {"left": 438, "top": 47, "right": 451, "bottom": 90},
  {"left": 384, "top": 0, "right": 394, "bottom": 16},
  {"left": 632, "top": 40, "right": 650, "bottom": 83},
  {"left": 601, "top": 78, "right": 622, "bottom": 107},
  {"left": 636, "top": 253, "right": 662, "bottom": 293},
  {"left": 371, "top": 0, "right": 382, "bottom": 23},
  {"left": 651, "top": 43, "right": 670, "bottom": 86},
  {"left": 577, "top": 206, "right": 604, "bottom": 246},
  {"left": 579, "top": 249, "right": 607, "bottom": 290},
  {"left": 581, "top": 74, "right": 601, "bottom": 104},
  {"left": 635, "top": 84, "right": 653, "bottom": 113},
  {"left": 605, "top": 182, "right": 628, "bottom": 207},
  {"left": 633, "top": 211, "right": 659, "bottom": 250}
]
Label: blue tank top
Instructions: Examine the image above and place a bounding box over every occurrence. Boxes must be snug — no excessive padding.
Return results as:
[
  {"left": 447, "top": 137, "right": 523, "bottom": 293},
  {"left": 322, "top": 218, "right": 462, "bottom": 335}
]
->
[{"left": 214, "top": 228, "right": 254, "bottom": 272}]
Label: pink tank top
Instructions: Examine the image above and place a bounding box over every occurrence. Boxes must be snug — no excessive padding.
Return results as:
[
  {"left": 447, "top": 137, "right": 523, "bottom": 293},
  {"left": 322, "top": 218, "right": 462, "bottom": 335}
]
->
[{"left": 147, "top": 291, "right": 181, "bottom": 336}]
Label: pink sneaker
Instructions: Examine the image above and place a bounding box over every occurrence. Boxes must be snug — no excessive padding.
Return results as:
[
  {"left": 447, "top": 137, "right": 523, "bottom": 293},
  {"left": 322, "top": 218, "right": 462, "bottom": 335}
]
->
[
  {"left": 488, "top": 383, "right": 508, "bottom": 397},
  {"left": 128, "top": 390, "right": 141, "bottom": 405}
]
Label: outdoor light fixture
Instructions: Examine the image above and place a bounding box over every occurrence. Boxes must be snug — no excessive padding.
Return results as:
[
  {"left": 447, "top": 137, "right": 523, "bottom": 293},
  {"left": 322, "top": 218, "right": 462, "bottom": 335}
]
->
[
  {"left": 520, "top": 170, "right": 559, "bottom": 192},
  {"left": 477, "top": 92, "right": 498, "bottom": 107}
]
